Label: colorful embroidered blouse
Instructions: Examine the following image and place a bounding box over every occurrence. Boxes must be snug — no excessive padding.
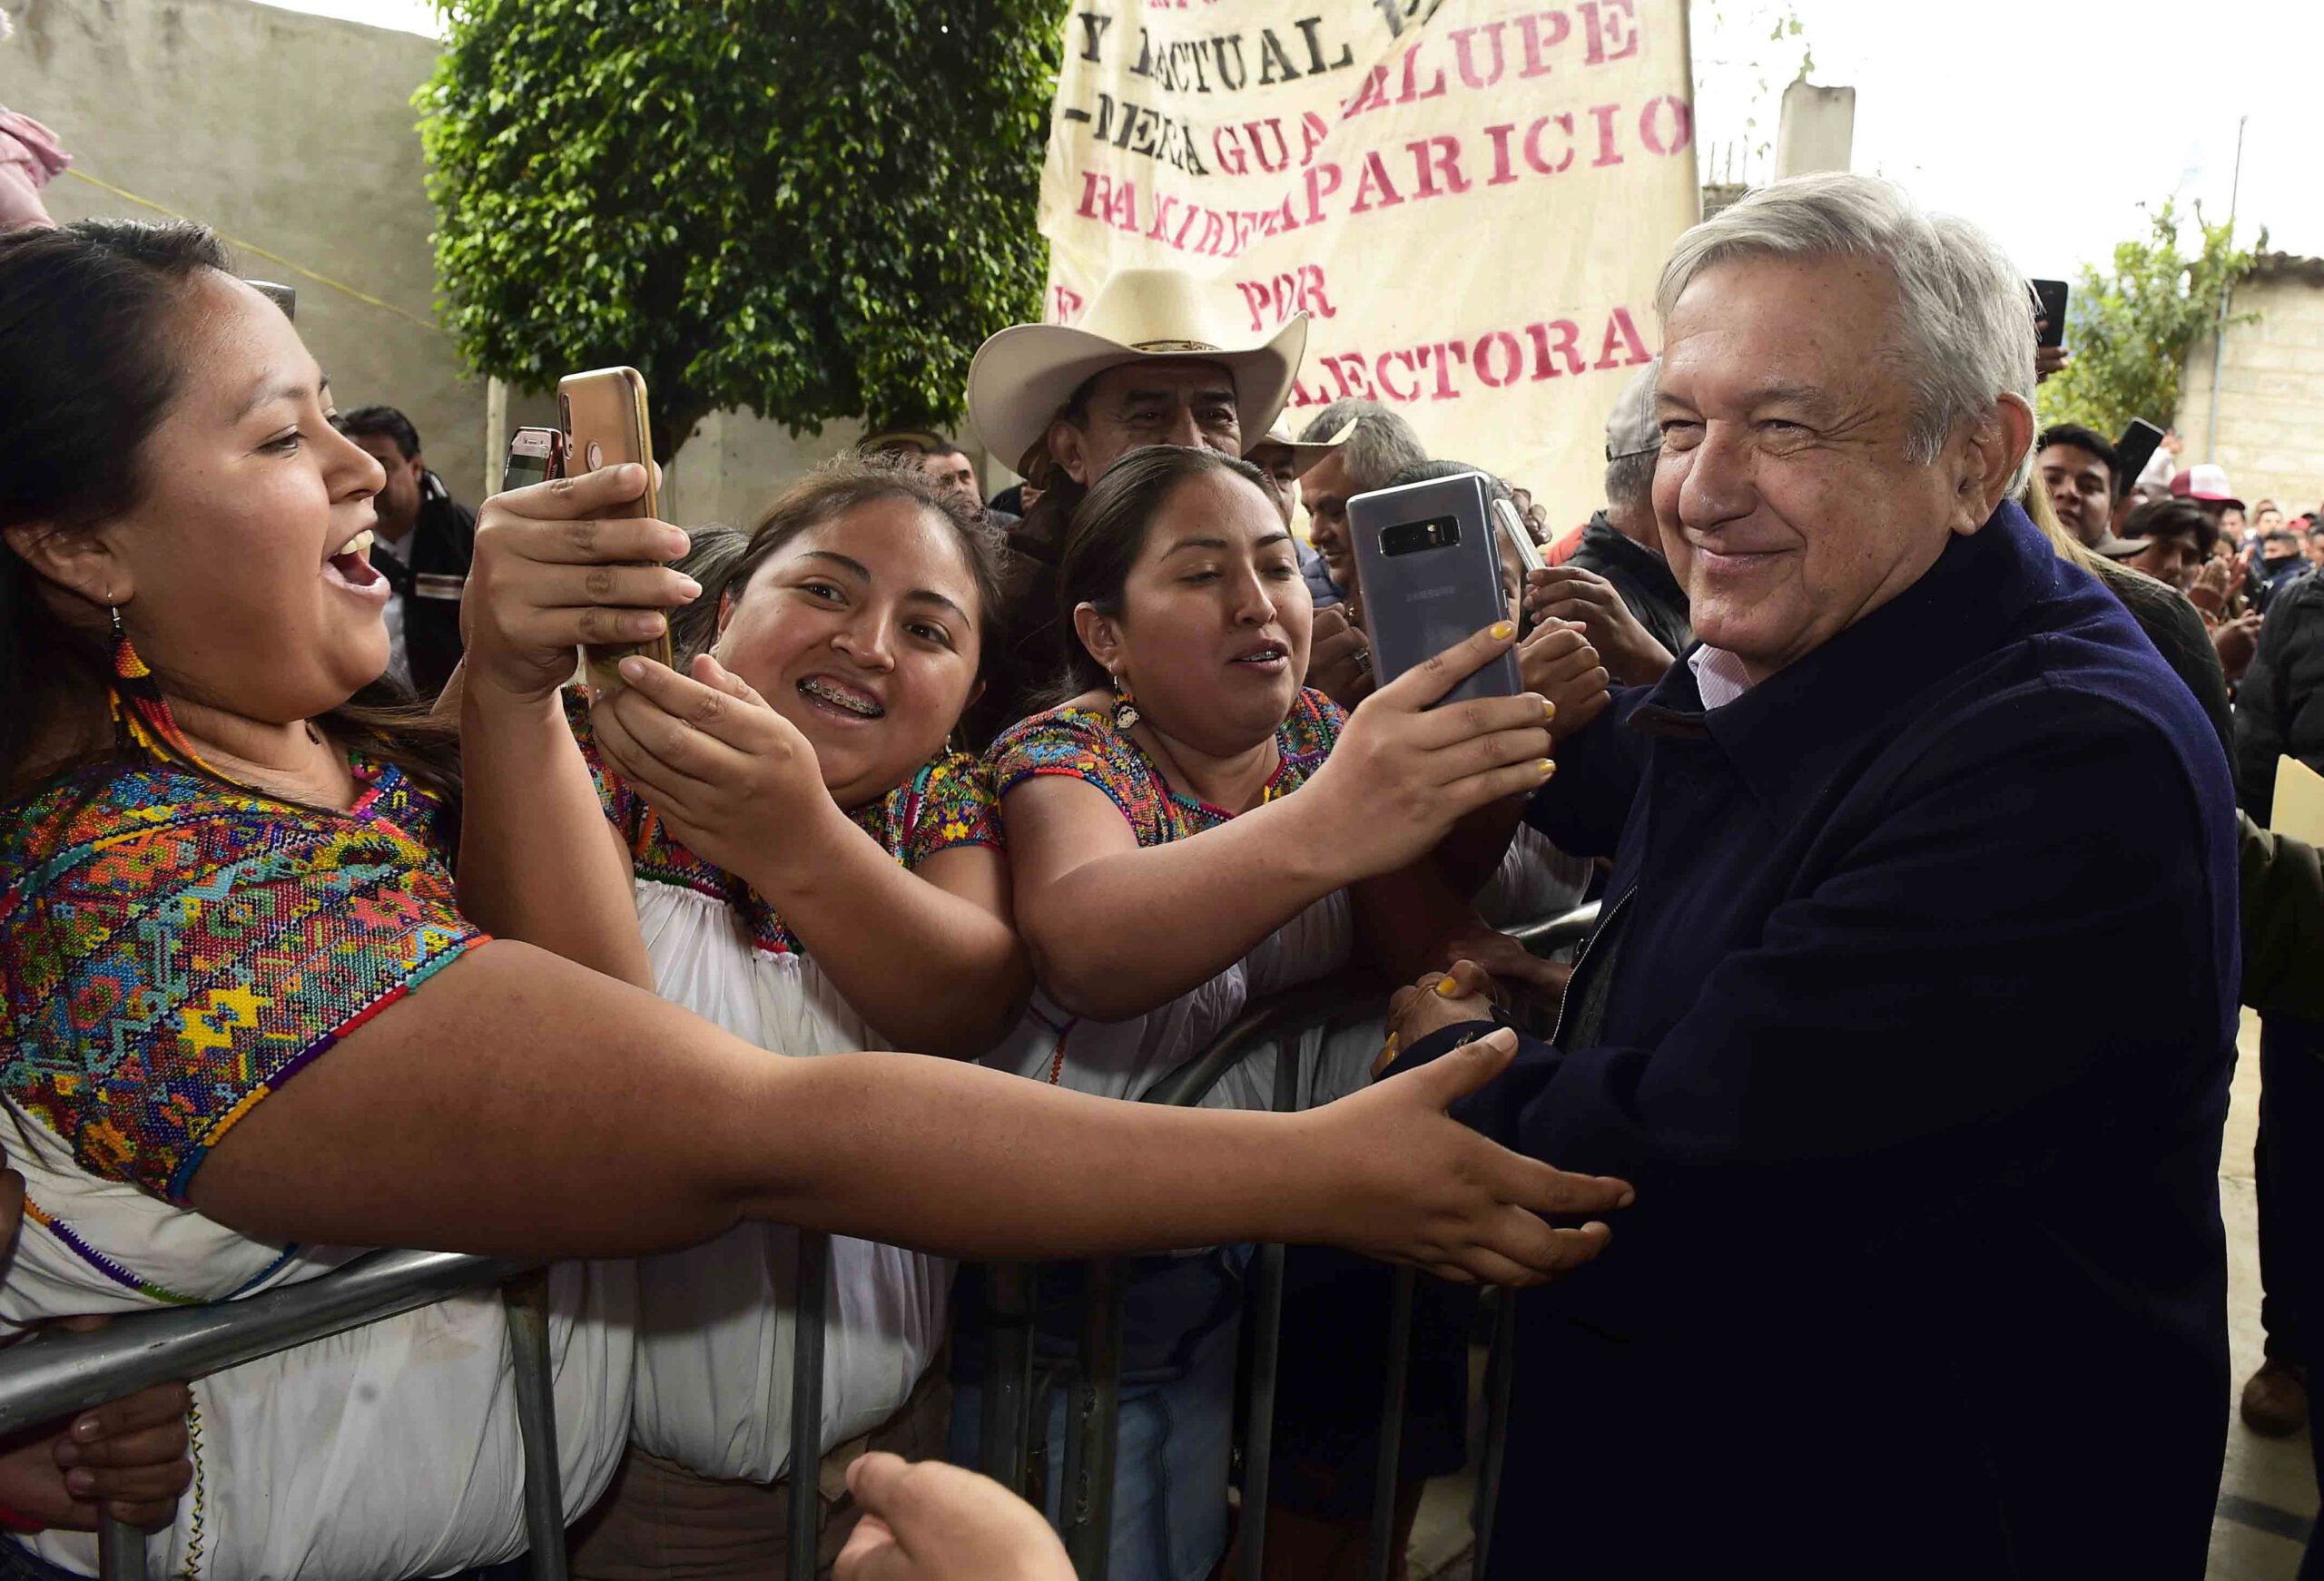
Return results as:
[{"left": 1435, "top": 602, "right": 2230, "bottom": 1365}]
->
[
  {"left": 988, "top": 687, "right": 1344, "bottom": 848},
  {"left": 0, "top": 755, "right": 482, "bottom": 1203},
  {"left": 565, "top": 694, "right": 1000, "bottom": 959}
]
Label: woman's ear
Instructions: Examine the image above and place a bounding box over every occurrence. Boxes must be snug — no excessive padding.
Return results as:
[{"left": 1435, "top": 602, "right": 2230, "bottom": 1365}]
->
[
  {"left": 4, "top": 520, "right": 126, "bottom": 612},
  {"left": 1071, "top": 601, "right": 1123, "bottom": 678},
  {"left": 714, "top": 587, "right": 737, "bottom": 634}
]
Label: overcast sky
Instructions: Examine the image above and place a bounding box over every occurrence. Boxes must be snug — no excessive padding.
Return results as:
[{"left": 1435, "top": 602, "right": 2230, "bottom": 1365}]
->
[{"left": 262, "top": 0, "right": 2322, "bottom": 278}]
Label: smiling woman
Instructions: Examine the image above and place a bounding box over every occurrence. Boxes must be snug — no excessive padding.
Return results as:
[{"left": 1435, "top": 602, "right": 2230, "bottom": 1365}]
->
[
  {"left": 950, "top": 443, "right": 1571, "bottom": 1581},
  {"left": 0, "top": 221, "right": 1631, "bottom": 1579}
]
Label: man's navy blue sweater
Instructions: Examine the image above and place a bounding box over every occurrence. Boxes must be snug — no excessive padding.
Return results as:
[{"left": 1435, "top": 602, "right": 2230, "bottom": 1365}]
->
[{"left": 1405, "top": 503, "right": 2238, "bottom": 1578}]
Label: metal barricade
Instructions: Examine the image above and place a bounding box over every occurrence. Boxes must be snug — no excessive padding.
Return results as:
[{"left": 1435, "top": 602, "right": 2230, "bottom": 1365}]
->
[
  {"left": 0, "top": 897, "right": 1599, "bottom": 1581},
  {"left": 0, "top": 1238, "right": 840, "bottom": 1581},
  {"left": 981, "top": 899, "right": 1603, "bottom": 1581}
]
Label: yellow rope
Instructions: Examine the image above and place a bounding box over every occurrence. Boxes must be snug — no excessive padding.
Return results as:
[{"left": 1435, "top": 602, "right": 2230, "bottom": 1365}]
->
[{"left": 60, "top": 167, "right": 446, "bottom": 335}]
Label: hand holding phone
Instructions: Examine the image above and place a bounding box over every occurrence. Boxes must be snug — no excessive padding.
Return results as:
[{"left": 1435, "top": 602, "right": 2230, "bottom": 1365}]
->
[
  {"left": 464, "top": 460, "right": 695, "bottom": 707},
  {"left": 1295, "top": 621, "right": 1553, "bottom": 883},
  {"left": 560, "top": 367, "right": 674, "bottom": 693}
]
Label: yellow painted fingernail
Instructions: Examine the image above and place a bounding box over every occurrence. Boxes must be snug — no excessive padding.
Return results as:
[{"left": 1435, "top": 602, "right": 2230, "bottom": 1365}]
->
[
  {"left": 1539, "top": 758, "right": 1557, "bottom": 778},
  {"left": 1542, "top": 698, "right": 1557, "bottom": 722},
  {"left": 1490, "top": 620, "right": 1516, "bottom": 640},
  {"left": 1436, "top": 976, "right": 1462, "bottom": 997},
  {"left": 1384, "top": 1033, "right": 1399, "bottom": 1057}
]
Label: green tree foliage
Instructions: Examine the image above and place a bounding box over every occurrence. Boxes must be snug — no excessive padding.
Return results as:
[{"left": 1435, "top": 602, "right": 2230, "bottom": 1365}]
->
[
  {"left": 421, "top": 0, "right": 1068, "bottom": 459},
  {"left": 2038, "top": 199, "right": 2257, "bottom": 438}
]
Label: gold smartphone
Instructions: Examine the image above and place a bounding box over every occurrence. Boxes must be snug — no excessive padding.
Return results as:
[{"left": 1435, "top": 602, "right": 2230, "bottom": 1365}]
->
[{"left": 558, "top": 366, "right": 673, "bottom": 692}]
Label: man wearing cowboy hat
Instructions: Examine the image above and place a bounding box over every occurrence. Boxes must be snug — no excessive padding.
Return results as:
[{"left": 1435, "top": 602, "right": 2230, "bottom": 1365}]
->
[{"left": 962, "top": 267, "right": 1306, "bottom": 745}]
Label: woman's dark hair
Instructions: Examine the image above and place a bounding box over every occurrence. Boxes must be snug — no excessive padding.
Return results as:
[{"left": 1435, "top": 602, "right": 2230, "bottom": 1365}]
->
[
  {"left": 0, "top": 219, "right": 458, "bottom": 803},
  {"left": 2123, "top": 496, "right": 2221, "bottom": 559},
  {"left": 1053, "top": 444, "right": 1274, "bottom": 695},
  {"left": 665, "top": 524, "right": 751, "bottom": 664},
  {"left": 724, "top": 449, "right": 1005, "bottom": 669},
  {"left": 1388, "top": 458, "right": 1520, "bottom": 520}
]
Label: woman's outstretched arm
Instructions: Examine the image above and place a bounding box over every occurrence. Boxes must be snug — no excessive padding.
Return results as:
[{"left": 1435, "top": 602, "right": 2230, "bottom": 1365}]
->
[{"left": 187, "top": 939, "right": 1628, "bottom": 1288}]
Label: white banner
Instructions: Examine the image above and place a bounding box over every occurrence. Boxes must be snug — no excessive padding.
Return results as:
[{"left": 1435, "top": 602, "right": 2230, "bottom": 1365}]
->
[{"left": 1037, "top": 0, "right": 1699, "bottom": 522}]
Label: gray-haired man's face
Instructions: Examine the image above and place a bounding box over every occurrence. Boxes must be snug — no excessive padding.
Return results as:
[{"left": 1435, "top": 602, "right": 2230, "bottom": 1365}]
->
[{"left": 1652, "top": 252, "right": 2024, "bottom": 684}]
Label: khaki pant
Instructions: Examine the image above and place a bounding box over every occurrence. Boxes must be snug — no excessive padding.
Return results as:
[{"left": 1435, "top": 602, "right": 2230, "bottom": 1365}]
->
[{"left": 569, "top": 1363, "right": 952, "bottom": 1581}]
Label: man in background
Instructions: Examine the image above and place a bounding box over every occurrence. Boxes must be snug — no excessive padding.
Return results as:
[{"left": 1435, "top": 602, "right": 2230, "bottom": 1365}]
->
[
  {"left": 963, "top": 267, "right": 1306, "bottom": 742},
  {"left": 1294, "top": 398, "right": 1427, "bottom": 610},
  {"left": 1526, "top": 359, "right": 1693, "bottom": 685},
  {"left": 333, "top": 405, "right": 476, "bottom": 698},
  {"left": 867, "top": 431, "right": 1008, "bottom": 525},
  {"left": 2036, "top": 423, "right": 2120, "bottom": 552}
]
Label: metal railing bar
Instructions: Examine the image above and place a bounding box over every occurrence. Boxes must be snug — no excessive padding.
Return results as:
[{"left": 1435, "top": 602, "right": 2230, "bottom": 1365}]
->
[
  {"left": 0, "top": 1249, "right": 527, "bottom": 1436},
  {"left": 503, "top": 1271, "right": 569, "bottom": 1581},
  {"left": 787, "top": 1232, "right": 831, "bottom": 1581},
  {"left": 978, "top": 1262, "right": 1039, "bottom": 1495},
  {"left": 95, "top": 1517, "right": 143, "bottom": 1581},
  {"left": 1137, "top": 970, "right": 1379, "bottom": 1112},
  {"left": 1472, "top": 1287, "right": 1520, "bottom": 1581},
  {"left": 1060, "top": 1259, "right": 1125, "bottom": 1579},
  {"left": 1234, "top": 1019, "right": 1317, "bottom": 1578},
  {"left": 1506, "top": 900, "right": 1600, "bottom": 957},
  {"left": 1364, "top": 1268, "right": 1416, "bottom": 1581}
]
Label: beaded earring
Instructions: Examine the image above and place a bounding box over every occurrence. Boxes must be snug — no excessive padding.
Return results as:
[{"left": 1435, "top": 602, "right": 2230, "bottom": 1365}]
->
[
  {"left": 108, "top": 604, "right": 209, "bottom": 766},
  {"left": 1111, "top": 673, "right": 1140, "bottom": 733}
]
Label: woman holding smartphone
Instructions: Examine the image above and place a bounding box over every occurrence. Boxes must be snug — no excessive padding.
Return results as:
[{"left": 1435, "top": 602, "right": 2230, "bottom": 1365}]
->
[
  {"left": 951, "top": 445, "right": 1589, "bottom": 1581},
  {"left": 459, "top": 452, "right": 1033, "bottom": 1572},
  {"left": 0, "top": 221, "right": 1627, "bottom": 1579}
]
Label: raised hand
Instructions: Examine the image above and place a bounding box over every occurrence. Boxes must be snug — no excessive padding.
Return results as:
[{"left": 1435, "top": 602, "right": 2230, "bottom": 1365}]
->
[
  {"left": 1517, "top": 619, "right": 1613, "bottom": 742},
  {"left": 588, "top": 653, "right": 834, "bottom": 883},
  {"left": 1305, "top": 604, "right": 1376, "bottom": 711},
  {"left": 1299, "top": 623, "right": 1554, "bottom": 882},
  {"left": 2211, "top": 609, "right": 2265, "bottom": 683},
  {"left": 1524, "top": 565, "right": 1671, "bottom": 686},
  {"left": 461, "top": 463, "right": 697, "bottom": 704}
]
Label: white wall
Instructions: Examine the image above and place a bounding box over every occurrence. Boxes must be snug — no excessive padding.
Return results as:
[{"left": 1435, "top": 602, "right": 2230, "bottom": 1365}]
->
[{"left": 2, "top": 0, "right": 494, "bottom": 497}]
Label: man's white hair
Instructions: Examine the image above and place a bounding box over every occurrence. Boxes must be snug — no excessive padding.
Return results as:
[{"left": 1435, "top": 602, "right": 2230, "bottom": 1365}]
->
[{"left": 1656, "top": 172, "right": 2035, "bottom": 490}]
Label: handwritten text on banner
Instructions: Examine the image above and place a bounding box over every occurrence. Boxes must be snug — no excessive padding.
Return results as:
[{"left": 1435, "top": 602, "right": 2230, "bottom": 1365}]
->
[{"left": 1038, "top": 0, "right": 1699, "bottom": 522}]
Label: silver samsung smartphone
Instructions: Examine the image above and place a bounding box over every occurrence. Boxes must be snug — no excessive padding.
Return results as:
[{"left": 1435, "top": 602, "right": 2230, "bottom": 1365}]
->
[{"left": 1347, "top": 471, "right": 1521, "bottom": 707}]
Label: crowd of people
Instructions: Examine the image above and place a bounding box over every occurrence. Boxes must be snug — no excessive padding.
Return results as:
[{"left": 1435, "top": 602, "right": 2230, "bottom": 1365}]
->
[{"left": 0, "top": 152, "right": 2319, "bottom": 1581}]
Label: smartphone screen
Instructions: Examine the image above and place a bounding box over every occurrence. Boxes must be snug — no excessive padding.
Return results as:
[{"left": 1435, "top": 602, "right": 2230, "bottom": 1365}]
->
[{"left": 501, "top": 448, "right": 554, "bottom": 493}]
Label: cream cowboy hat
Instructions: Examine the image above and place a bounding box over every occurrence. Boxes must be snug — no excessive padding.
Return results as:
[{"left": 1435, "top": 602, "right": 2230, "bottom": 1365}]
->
[
  {"left": 1246, "top": 417, "right": 1357, "bottom": 479},
  {"left": 967, "top": 267, "right": 1308, "bottom": 474}
]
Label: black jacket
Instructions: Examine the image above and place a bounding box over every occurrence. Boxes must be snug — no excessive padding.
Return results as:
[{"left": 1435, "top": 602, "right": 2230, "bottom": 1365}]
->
[
  {"left": 1565, "top": 512, "right": 1691, "bottom": 661},
  {"left": 2235, "top": 567, "right": 2324, "bottom": 821},
  {"left": 970, "top": 485, "right": 1082, "bottom": 751},
  {"left": 374, "top": 482, "right": 476, "bottom": 699},
  {"left": 1404, "top": 504, "right": 2236, "bottom": 1578}
]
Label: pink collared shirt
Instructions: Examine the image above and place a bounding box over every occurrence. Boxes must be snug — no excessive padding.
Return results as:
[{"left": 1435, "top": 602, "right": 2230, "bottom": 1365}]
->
[{"left": 1687, "top": 644, "right": 1753, "bottom": 712}]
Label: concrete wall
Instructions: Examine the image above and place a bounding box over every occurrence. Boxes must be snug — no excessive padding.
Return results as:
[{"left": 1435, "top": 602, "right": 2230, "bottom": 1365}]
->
[
  {"left": 0, "top": 0, "right": 497, "bottom": 497},
  {"left": 2, "top": 0, "right": 1005, "bottom": 525},
  {"left": 2178, "top": 259, "right": 2324, "bottom": 517}
]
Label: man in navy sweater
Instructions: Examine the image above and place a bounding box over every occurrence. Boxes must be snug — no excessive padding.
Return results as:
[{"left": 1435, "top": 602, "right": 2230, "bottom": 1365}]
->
[{"left": 1393, "top": 174, "right": 2238, "bottom": 1578}]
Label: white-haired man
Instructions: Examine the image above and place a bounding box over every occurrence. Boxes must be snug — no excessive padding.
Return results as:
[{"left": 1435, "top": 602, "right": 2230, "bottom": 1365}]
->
[{"left": 1386, "top": 174, "right": 2236, "bottom": 1576}]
